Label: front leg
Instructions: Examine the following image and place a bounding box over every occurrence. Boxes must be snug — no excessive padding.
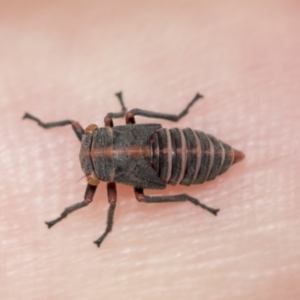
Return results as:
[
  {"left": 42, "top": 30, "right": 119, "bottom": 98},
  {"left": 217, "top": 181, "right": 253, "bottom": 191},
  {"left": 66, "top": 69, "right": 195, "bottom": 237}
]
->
[
  {"left": 23, "top": 112, "right": 84, "bottom": 141},
  {"left": 46, "top": 184, "right": 97, "bottom": 228}
]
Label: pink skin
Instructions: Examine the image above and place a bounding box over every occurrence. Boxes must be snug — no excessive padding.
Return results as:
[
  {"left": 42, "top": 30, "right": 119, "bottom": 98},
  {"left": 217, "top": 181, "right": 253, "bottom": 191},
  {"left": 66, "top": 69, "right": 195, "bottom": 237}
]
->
[{"left": 1, "top": 1, "right": 300, "bottom": 299}]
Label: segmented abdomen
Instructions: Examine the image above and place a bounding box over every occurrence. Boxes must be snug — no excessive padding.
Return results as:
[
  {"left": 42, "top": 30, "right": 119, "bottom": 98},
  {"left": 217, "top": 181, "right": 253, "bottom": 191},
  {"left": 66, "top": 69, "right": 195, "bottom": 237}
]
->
[{"left": 151, "top": 128, "right": 242, "bottom": 186}]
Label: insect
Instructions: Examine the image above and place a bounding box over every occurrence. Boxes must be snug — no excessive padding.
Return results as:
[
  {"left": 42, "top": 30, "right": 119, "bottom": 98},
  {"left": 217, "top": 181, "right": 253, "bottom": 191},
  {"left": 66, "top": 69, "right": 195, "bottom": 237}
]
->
[{"left": 23, "top": 92, "right": 244, "bottom": 247}]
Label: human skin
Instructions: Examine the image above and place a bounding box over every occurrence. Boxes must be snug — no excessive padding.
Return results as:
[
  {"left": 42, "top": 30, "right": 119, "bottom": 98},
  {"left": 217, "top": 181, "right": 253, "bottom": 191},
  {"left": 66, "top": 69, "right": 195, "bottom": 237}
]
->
[{"left": 1, "top": 0, "right": 300, "bottom": 299}]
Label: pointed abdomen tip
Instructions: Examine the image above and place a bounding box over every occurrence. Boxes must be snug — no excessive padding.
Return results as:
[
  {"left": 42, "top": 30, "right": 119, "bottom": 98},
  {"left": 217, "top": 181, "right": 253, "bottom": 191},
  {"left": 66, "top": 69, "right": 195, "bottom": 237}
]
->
[{"left": 233, "top": 149, "right": 245, "bottom": 164}]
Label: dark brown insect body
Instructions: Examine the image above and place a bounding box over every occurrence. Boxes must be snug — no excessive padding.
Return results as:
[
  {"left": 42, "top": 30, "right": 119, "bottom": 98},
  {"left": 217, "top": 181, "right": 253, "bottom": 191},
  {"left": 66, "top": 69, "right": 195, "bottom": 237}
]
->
[{"left": 23, "top": 92, "right": 244, "bottom": 247}]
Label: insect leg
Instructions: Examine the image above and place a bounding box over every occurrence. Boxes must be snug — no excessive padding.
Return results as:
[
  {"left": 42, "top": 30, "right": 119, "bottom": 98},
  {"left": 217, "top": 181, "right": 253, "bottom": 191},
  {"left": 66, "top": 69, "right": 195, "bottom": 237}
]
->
[
  {"left": 134, "top": 187, "right": 219, "bottom": 216},
  {"left": 45, "top": 184, "right": 97, "bottom": 228},
  {"left": 104, "top": 92, "right": 127, "bottom": 127},
  {"left": 126, "top": 93, "right": 203, "bottom": 124},
  {"left": 23, "top": 112, "right": 84, "bottom": 141},
  {"left": 94, "top": 182, "right": 117, "bottom": 247}
]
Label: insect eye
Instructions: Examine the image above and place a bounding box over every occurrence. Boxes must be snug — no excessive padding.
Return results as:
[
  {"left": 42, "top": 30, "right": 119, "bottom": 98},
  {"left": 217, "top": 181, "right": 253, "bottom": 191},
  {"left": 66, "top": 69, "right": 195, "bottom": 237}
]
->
[
  {"left": 84, "top": 124, "right": 98, "bottom": 135},
  {"left": 86, "top": 173, "right": 100, "bottom": 186}
]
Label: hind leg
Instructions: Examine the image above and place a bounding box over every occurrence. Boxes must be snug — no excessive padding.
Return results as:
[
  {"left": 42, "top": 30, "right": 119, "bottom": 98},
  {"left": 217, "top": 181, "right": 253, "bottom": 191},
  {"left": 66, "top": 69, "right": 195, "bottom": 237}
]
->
[
  {"left": 126, "top": 93, "right": 203, "bottom": 124},
  {"left": 134, "top": 187, "right": 219, "bottom": 216}
]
